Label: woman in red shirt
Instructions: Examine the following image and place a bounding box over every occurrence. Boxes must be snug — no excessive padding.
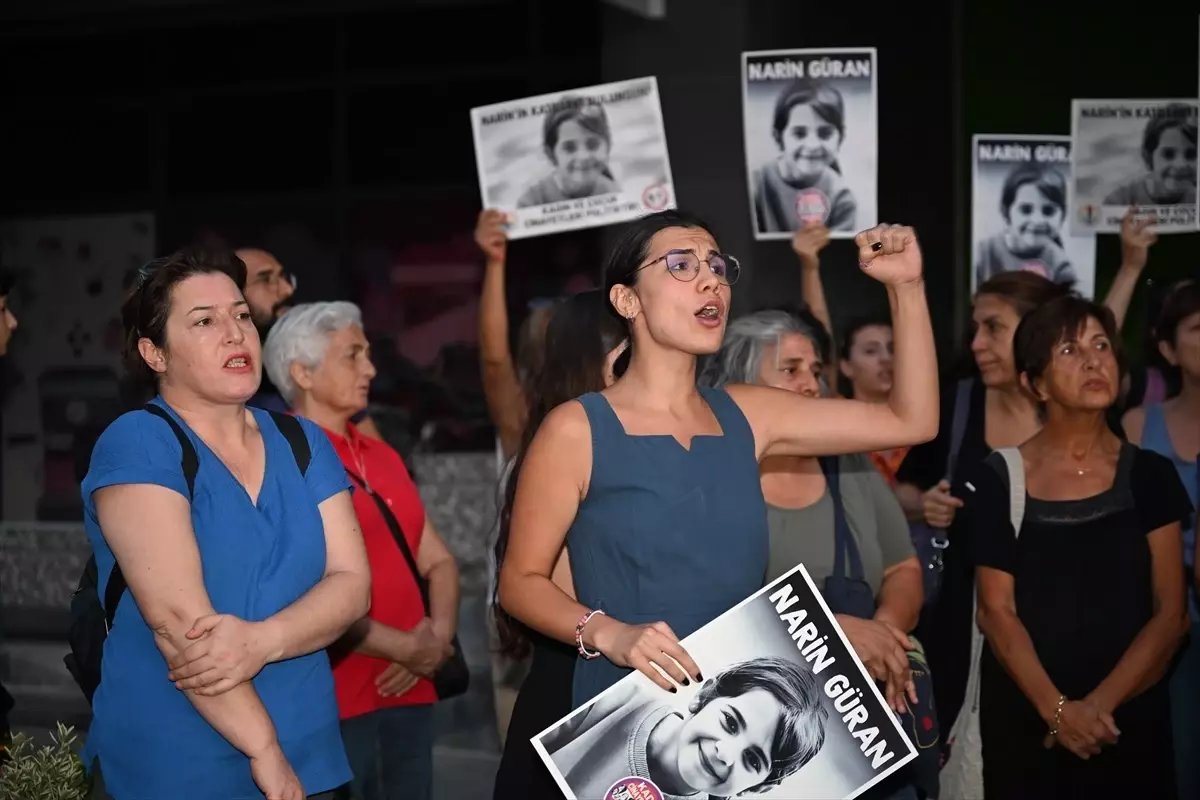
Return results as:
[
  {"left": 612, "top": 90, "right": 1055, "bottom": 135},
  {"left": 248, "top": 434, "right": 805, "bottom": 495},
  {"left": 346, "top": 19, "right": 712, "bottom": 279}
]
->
[{"left": 264, "top": 301, "right": 460, "bottom": 800}]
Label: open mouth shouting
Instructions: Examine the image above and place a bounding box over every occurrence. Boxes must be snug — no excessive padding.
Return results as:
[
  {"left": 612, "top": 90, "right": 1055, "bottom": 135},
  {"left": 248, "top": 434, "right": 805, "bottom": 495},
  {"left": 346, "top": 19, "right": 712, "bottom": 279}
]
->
[
  {"left": 223, "top": 352, "right": 253, "bottom": 373},
  {"left": 695, "top": 298, "right": 726, "bottom": 328}
]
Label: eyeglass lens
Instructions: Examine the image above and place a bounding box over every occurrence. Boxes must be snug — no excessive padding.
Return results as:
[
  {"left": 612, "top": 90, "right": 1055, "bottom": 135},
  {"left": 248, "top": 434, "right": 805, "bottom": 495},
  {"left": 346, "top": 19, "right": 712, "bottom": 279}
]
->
[{"left": 663, "top": 250, "right": 740, "bottom": 285}]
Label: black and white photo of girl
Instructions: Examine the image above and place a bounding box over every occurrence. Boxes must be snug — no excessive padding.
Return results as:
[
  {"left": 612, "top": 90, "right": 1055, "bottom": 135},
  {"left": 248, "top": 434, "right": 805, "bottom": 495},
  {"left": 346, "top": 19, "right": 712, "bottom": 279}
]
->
[
  {"left": 1071, "top": 98, "right": 1198, "bottom": 234},
  {"left": 541, "top": 657, "right": 828, "bottom": 800},
  {"left": 971, "top": 134, "right": 1096, "bottom": 297},
  {"left": 742, "top": 49, "right": 878, "bottom": 241},
  {"left": 516, "top": 100, "right": 620, "bottom": 208},
  {"left": 470, "top": 77, "right": 675, "bottom": 239},
  {"left": 533, "top": 566, "right": 915, "bottom": 800},
  {"left": 1103, "top": 103, "right": 1197, "bottom": 207}
]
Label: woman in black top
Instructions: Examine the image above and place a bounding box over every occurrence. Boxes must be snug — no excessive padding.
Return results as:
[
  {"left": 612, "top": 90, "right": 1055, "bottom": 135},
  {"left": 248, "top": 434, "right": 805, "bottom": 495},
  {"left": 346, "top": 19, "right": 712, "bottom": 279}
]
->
[
  {"left": 491, "top": 290, "right": 628, "bottom": 799},
  {"left": 894, "top": 272, "right": 1069, "bottom": 738},
  {"left": 972, "top": 295, "right": 1189, "bottom": 798},
  {"left": 895, "top": 261, "right": 1149, "bottom": 741}
]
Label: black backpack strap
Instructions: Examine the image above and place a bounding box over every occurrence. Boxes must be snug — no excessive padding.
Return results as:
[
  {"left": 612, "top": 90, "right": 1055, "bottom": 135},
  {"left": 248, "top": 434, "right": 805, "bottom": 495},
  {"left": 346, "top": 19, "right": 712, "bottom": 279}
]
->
[
  {"left": 269, "top": 411, "right": 311, "bottom": 476},
  {"left": 97, "top": 405, "right": 201, "bottom": 630},
  {"left": 142, "top": 403, "right": 199, "bottom": 497}
]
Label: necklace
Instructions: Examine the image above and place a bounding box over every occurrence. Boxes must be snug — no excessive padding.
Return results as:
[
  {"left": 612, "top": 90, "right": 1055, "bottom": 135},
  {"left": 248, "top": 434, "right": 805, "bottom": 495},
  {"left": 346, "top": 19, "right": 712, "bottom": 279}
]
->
[{"left": 1067, "top": 435, "right": 1105, "bottom": 476}]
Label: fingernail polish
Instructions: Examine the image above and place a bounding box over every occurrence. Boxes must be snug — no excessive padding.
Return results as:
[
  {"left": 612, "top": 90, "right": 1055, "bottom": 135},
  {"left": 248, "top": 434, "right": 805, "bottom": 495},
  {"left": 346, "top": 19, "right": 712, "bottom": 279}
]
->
[
  {"left": 696, "top": 673, "right": 703, "bottom": 681},
  {"left": 682, "top": 679, "right": 690, "bottom": 686},
  {"left": 669, "top": 687, "right": 677, "bottom": 694}
]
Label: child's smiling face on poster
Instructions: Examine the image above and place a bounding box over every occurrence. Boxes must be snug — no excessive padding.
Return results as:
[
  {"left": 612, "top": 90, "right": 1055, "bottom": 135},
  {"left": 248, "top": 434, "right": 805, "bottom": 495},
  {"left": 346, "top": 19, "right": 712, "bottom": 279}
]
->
[{"left": 676, "top": 688, "right": 782, "bottom": 795}]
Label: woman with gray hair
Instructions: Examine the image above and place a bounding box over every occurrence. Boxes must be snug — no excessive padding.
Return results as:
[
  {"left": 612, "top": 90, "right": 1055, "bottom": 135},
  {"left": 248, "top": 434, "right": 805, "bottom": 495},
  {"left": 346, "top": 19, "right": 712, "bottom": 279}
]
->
[
  {"left": 701, "top": 306, "right": 932, "bottom": 799},
  {"left": 264, "top": 302, "right": 461, "bottom": 800}
]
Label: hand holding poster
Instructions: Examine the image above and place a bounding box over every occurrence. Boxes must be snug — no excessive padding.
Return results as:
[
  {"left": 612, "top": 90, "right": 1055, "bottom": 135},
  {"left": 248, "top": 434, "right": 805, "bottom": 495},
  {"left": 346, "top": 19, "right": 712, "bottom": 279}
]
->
[
  {"left": 533, "top": 565, "right": 916, "bottom": 800},
  {"left": 971, "top": 134, "right": 1097, "bottom": 297},
  {"left": 1070, "top": 99, "right": 1198, "bottom": 235},
  {"left": 741, "top": 48, "right": 878, "bottom": 240},
  {"left": 469, "top": 78, "right": 675, "bottom": 240}
]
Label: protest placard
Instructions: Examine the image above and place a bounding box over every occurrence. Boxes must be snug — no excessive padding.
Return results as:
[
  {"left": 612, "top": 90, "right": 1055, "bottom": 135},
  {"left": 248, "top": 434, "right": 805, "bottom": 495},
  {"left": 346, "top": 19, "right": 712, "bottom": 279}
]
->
[
  {"left": 470, "top": 77, "right": 675, "bottom": 239},
  {"left": 741, "top": 48, "right": 878, "bottom": 240},
  {"left": 972, "top": 134, "right": 1097, "bottom": 297},
  {"left": 1070, "top": 99, "right": 1198, "bottom": 235},
  {"left": 533, "top": 564, "right": 916, "bottom": 800}
]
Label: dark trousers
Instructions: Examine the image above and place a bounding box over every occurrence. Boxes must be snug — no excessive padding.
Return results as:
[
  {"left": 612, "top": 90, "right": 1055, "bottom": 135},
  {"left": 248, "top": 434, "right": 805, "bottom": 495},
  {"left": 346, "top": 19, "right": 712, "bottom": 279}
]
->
[
  {"left": 309, "top": 788, "right": 354, "bottom": 800},
  {"left": 340, "top": 704, "right": 435, "bottom": 800}
]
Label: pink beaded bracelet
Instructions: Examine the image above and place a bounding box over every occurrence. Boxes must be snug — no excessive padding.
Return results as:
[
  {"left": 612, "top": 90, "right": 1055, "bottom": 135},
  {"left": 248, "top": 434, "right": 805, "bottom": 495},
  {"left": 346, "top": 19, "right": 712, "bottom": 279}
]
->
[{"left": 575, "top": 609, "right": 606, "bottom": 659}]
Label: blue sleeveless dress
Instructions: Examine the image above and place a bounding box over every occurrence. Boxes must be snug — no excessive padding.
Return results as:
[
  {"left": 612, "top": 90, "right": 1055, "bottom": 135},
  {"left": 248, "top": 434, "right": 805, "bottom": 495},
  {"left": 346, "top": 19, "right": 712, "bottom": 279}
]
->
[{"left": 568, "top": 387, "right": 770, "bottom": 707}]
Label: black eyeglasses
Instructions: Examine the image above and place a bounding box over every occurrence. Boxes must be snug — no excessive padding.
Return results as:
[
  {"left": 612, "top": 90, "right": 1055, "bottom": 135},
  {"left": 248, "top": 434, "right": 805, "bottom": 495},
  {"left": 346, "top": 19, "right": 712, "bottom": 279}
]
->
[{"left": 637, "top": 249, "right": 741, "bottom": 286}]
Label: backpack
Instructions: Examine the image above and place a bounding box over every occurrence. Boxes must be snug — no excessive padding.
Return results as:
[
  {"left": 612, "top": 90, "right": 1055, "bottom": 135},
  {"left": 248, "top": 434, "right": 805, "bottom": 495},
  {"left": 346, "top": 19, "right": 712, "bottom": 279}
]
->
[{"left": 63, "top": 403, "right": 312, "bottom": 705}]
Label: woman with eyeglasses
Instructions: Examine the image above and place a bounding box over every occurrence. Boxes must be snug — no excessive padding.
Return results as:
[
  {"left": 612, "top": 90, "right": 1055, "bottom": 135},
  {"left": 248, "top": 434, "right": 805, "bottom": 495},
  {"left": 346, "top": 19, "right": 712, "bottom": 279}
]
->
[{"left": 498, "top": 210, "right": 938, "bottom": 718}]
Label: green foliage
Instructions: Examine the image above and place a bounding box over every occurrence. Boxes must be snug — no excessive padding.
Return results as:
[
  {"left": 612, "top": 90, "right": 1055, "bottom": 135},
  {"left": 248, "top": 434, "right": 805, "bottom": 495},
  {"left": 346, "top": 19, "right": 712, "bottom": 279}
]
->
[{"left": 0, "top": 723, "right": 91, "bottom": 800}]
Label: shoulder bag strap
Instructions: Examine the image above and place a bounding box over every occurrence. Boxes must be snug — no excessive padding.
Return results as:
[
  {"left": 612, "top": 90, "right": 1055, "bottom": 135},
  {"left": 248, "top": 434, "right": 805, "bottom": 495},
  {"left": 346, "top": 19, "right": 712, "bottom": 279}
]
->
[
  {"left": 943, "top": 378, "right": 974, "bottom": 481},
  {"left": 930, "top": 378, "right": 975, "bottom": 558},
  {"left": 344, "top": 469, "right": 430, "bottom": 612},
  {"left": 820, "top": 456, "right": 864, "bottom": 581},
  {"left": 996, "top": 448, "right": 1027, "bottom": 536},
  {"left": 959, "top": 448, "right": 1026, "bottom": 727},
  {"left": 267, "top": 411, "right": 311, "bottom": 475}
]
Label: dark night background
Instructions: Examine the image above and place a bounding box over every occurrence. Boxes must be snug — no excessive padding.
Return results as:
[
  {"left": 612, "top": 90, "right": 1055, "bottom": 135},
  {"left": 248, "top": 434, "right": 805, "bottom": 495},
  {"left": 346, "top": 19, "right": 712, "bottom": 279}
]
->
[
  {"left": 0, "top": 3, "right": 1197, "bottom": 792},
  {"left": 0, "top": 0, "right": 1196, "bottom": 458}
]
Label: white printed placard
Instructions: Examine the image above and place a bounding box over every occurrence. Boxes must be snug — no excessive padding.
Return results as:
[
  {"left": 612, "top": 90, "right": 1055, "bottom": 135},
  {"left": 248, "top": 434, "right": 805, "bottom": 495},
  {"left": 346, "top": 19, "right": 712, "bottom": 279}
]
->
[
  {"left": 972, "top": 134, "right": 1097, "bottom": 298},
  {"left": 532, "top": 564, "right": 917, "bottom": 800},
  {"left": 741, "top": 48, "right": 878, "bottom": 240},
  {"left": 470, "top": 77, "right": 676, "bottom": 239},
  {"left": 1069, "top": 99, "right": 1198, "bottom": 235}
]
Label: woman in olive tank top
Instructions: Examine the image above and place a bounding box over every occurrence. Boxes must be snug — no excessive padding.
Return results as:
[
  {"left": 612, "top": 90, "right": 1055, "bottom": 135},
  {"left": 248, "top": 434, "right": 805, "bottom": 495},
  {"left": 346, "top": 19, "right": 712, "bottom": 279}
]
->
[{"left": 498, "top": 210, "right": 938, "bottom": 731}]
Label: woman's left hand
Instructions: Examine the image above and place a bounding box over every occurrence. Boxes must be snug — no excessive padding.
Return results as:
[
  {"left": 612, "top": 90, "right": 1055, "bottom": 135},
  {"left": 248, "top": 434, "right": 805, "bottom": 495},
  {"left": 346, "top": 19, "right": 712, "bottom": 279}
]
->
[
  {"left": 167, "top": 614, "right": 271, "bottom": 695},
  {"left": 837, "top": 615, "right": 915, "bottom": 713},
  {"left": 855, "top": 224, "right": 923, "bottom": 286}
]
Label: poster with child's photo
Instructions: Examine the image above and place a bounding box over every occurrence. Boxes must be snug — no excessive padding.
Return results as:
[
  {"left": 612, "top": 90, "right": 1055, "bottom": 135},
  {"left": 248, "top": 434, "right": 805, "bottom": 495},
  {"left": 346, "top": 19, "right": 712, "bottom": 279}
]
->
[
  {"left": 532, "top": 565, "right": 917, "bottom": 800},
  {"left": 1070, "top": 98, "right": 1198, "bottom": 235},
  {"left": 971, "top": 134, "right": 1097, "bottom": 298},
  {"left": 469, "top": 77, "right": 676, "bottom": 240},
  {"left": 741, "top": 48, "right": 878, "bottom": 240}
]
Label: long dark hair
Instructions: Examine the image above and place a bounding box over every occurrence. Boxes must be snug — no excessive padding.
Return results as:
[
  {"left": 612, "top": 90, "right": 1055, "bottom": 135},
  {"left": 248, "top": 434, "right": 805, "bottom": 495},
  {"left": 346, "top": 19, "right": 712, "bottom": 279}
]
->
[{"left": 492, "top": 289, "right": 628, "bottom": 658}]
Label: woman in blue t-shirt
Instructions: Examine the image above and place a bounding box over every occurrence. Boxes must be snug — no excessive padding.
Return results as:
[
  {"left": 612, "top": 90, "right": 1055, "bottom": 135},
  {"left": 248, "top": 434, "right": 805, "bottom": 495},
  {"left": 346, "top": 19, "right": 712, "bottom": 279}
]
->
[{"left": 82, "top": 246, "right": 371, "bottom": 800}]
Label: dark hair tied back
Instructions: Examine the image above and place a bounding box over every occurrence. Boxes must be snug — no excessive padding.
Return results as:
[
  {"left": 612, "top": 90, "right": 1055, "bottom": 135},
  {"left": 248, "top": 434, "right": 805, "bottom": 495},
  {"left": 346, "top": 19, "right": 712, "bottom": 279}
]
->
[
  {"left": 975, "top": 270, "right": 1073, "bottom": 318},
  {"left": 600, "top": 209, "right": 716, "bottom": 361},
  {"left": 120, "top": 246, "right": 247, "bottom": 397}
]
